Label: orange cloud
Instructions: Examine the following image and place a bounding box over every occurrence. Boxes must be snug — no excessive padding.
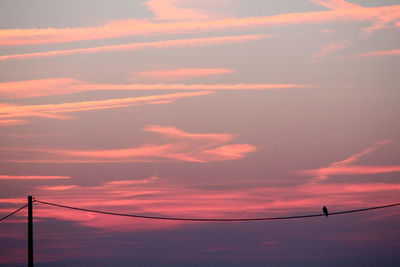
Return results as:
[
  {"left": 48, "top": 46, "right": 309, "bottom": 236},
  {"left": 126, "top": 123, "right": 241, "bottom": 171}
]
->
[
  {"left": 311, "top": 41, "right": 349, "bottom": 61},
  {"left": 0, "top": 78, "right": 309, "bottom": 98},
  {"left": 0, "top": 34, "right": 268, "bottom": 61},
  {"left": 0, "top": 175, "right": 70, "bottom": 180},
  {"left": 1, "top": 4, "right": 399, "bottom": 46},
  {"left": 1, "top": 125, "right": 257, "bottom": 163},
  {"left": 0, "top": 91, "right": 213, "bottom": 124},
  {"left": 298, "top": 139, "right": 398, "bottom": 180},
  {"left": 129, "top": 68, "right": 234, "bottom": 82}
]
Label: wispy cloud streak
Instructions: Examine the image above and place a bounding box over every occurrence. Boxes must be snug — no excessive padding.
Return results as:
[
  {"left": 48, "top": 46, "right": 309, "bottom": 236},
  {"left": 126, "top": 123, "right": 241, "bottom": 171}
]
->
[
  {"left": 0, "top": 34, "right": 268, "bottom": 61},
  {"left": 302, "top": 165, "right": 400, "bottom": 178},
  {"left": 299, "top": 139, "right": 399, "bottom": 180},
  {"left": 353, "top": 49, "right": 400, "bottom": 58},
  {"left": 129, "top": 68, "right": 234, "bottom": 81},
  {"left": 0, "top": 91, "right": 213, "bottom": 124},
  {"left": 0, "top": 119, "right": 26, "bottom": 127},
  {"left": 0, "top": 175, "right": 70, "bottom": 180},
  {"left": 0, "top": 78, "right": 308, "bottom": 98},
  {"left": 0, "top": 125, "right": 257, "bottom": 163},
  {"left": 1, "top": 4, "right": 399, "bottom": 46},
  {"left": 311, "top": 41, "right": 349, "bottom": 61}
]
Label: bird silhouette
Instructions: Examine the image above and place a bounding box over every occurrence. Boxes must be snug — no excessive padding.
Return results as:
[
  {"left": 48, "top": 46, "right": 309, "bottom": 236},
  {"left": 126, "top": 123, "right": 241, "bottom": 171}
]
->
[{"left": 323, "top": 206, "right": 328, "bottom": 217}]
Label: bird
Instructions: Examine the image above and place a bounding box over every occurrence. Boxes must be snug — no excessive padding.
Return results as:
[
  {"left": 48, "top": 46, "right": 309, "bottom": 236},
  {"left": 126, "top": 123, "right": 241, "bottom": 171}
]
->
[{"left": 323, "top": 206, "right": 328, "bottom": 217}]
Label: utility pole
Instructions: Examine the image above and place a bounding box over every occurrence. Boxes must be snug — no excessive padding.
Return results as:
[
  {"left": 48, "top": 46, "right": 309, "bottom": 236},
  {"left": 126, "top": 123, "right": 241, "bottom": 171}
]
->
[{"left": 28, "top": 196, "right": 33, "bottom": 267}]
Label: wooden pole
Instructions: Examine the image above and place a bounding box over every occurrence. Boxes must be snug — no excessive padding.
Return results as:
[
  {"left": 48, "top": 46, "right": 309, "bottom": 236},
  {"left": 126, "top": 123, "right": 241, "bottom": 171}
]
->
[{"left": 28, "top": 196, "right": 33, "bottom": 267}]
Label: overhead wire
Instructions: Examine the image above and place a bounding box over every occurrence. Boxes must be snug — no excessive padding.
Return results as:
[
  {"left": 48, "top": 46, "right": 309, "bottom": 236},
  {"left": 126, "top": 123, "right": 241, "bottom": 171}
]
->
[
  {"left": 34, "top": 200, "right": 400, "bottom": 222},
  {"left": 0, "top": 204, "right": 28, "bottom": 222}
]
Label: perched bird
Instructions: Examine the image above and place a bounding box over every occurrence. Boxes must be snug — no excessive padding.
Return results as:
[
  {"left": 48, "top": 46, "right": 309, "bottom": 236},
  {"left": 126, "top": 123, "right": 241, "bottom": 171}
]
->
[{"left": 323, "top": 206, "right": 328, "bottom": 217}]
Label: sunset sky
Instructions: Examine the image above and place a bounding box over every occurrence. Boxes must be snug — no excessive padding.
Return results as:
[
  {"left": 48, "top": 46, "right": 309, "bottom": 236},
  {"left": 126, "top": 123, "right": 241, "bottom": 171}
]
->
[{"left": 1, "top": 0, "right": 400, "bottom": 266}]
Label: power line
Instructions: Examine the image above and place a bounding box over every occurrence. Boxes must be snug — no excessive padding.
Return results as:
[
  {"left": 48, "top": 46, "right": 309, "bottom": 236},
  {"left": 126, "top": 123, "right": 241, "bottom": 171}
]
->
[
  {"left": 35, "top": 200, "right": 400, "bottom": 222},
  {"left": 0, "top": 204, "right": 28, "bottom": 222}
]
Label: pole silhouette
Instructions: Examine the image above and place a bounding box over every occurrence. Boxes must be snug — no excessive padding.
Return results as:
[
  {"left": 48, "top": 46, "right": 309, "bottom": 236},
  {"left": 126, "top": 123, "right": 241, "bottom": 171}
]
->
[{"left": 28, "top": 196, "right": 33, "bottom": 267}]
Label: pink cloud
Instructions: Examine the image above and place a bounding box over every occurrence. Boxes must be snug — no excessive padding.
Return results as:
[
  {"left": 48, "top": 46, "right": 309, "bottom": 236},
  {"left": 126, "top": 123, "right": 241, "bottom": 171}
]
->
[
  {"left": 144, "top": 124, "right": 234, "bottom": 143},
  {"left": 144, "top": 0, "right": 212, "bottom": 21},
  {"left": 311, "top": 41, "right": 349, "bottom": 61},
  {"left": 3, "top": 169, "right": 398, "bottom": 233},
  {"left": 353, "top": 49, "right": 400, "bottom": 58},
  {"left": 0, "top": 91, "right": 213, "bottom": 124},
  {"left": 0, "top": 198, "right": 26, "bottom": 204},
  {"left": 0, "top": 133, "right": 63, "bottom": 138},
  {"left": 1, "top": 125, "right": 257, "bottom": 163},
  {"left": 363, "top": 6, "right": 400, "bottom": 32},
  {"left": 24, "top": 176, "right": 400, "bottom": 231},
  {"left": 0, "top": 78, "right": 309, "bottom": 98},
  {"left": 298, "top": 139, "right": 398, "bottom": 180},
  {"left": 330, "top": 139, "right": 391, "bottom": 166},
  {"left": 0, "top": 175, "right": 70, "bottom": 180},
  {"left": 310, "top": 0, "right": 361, "bottom": 10},
  {"left": 0, "top": 119, "right": 26, "bottom": 126},
  {"left": 201, "top": 144, "right": 257, "bottom": 161},
  {"left": 0, "top": 34, "right": 268, "bottom": 61},
  {"left": 1, "top": 4, "right": 399, "bottom": 46},
  {"left": 129, "top": 68, "right": 234, "bottom": 82},
  {"left": 0, "top": 78, "right": 83, "bottom": 98},
  {"left": 39, "top": 185, "right": 78, "bottom": 191},
  {"left": 301, "top": 165, "right": 400, "bottom": 177}
]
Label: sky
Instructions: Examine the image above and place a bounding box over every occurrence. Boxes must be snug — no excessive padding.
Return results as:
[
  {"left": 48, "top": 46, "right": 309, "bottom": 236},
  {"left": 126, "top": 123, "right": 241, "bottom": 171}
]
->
[{"left": 0, "top": 0, "right": 399, "bottom": 266}]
